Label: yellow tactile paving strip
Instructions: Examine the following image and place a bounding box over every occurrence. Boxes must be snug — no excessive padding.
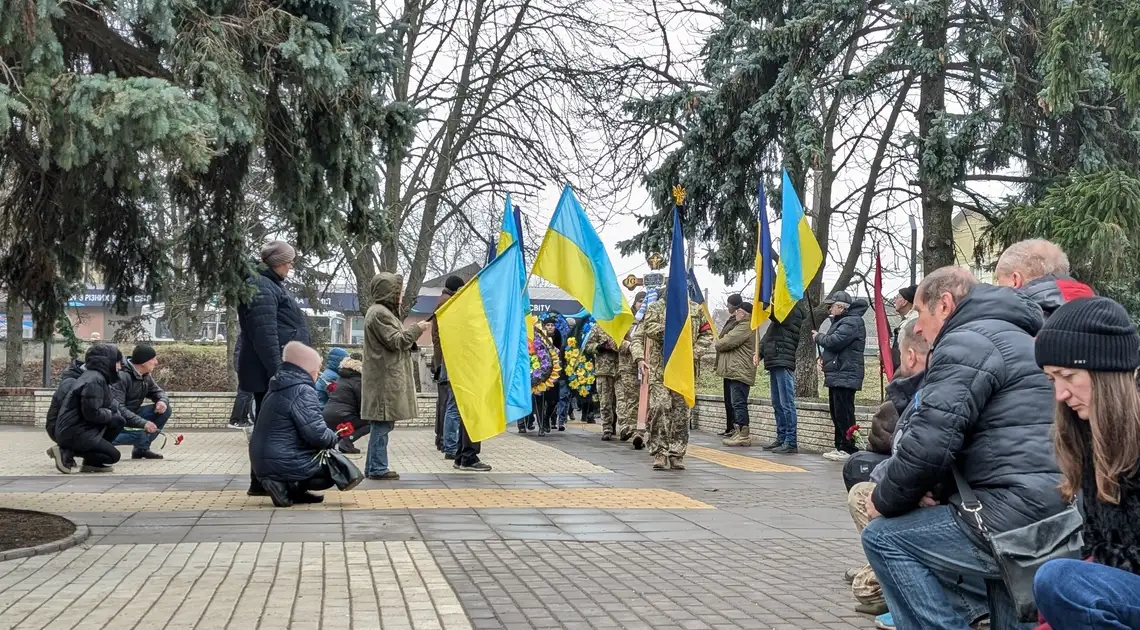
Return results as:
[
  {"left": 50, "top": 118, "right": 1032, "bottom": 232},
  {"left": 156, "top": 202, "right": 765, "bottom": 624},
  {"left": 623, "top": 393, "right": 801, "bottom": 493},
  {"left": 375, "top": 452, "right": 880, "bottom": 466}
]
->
[
  {"left": 0, "top": 488, "right": 713, "bottom": 512},
  {"left": 687, "top": 445, "right": 807, "bottom": 473},
  {"left": 2, "top": 428, "right": 608, "bottom": 476}
]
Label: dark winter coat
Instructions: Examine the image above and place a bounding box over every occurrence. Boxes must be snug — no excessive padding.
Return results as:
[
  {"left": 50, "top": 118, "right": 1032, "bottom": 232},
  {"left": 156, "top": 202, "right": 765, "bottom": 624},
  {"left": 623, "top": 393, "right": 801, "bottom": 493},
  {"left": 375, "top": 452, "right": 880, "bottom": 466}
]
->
[
  {"left": 115, "top": 359, "right": 169, "bottom": 416},
  {"left": 46, "top": 360, "right": 85, "bottom": 442},
  {"left": 1021, "top": 274, "right": 1095, "bottom": 321},
  {"left": 868, "top": 370, "right": 923, "bottom": 455},
  {"left": 817, "top": 299, "right": 868, "bottom": 390},
  {"left": 361, "top": 273, "right": 420, "bottom": 422},
  {"left": 249, "top": 362, "right": 340, "bottom": 482},
  {"left": 760, "top": 301, "right": 805, "bottom": 372},
  {"left": 872, "top": 285, "right": 1066, "bottom": 541},
  {"left": 56, "top": 346, "right": 145, "bottom": 451},
  {"left": 237, "top": 265, "right": 312, "bottom": 394},
  {"left": 1079, "top": 453, "right": 1140, "bottom": 574},
  {"left": 430, "top": 288, "right": 457, "bottom": 378},
  {"left": 323, "top": 358, "right": 364, "bottom": 433},
  {"left": 316, "top": 347, "right": 349, "bottom": 408}
]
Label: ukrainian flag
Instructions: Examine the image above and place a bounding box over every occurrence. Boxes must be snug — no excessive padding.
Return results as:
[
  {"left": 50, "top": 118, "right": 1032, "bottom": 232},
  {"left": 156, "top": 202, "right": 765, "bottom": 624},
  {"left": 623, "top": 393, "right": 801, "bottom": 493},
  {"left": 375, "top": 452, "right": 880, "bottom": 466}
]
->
[
  {"left": 687, "top": 268, "right": 717, "bottom": 338},
  {"left": 663, "top": 206, "right": 695, "bottom": 408},
  {"left": 752, "top": 180, "right": 777, "bottom": 329},
  {"left": 436, "top": 242, "right": 532, "bottom": 441},
  {"left": 532, "top": 185, "right": 634, "bottom": 343},
  {"left": 771, "top": 170, "right": 823, "bottom": 322},
  {"left": 496, "top": 194, "right": 523, "bottom": 255}
]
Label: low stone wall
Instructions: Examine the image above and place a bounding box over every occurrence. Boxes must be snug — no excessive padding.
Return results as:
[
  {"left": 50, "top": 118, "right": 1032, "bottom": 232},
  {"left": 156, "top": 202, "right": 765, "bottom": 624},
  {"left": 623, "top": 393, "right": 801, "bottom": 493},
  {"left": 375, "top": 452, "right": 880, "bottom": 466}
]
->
[
  {"left": 692, "top": 394, "right": 877, "bottom": 454},
  {"left": 0, "top": 389, "right": 437, "bottom": 429}
]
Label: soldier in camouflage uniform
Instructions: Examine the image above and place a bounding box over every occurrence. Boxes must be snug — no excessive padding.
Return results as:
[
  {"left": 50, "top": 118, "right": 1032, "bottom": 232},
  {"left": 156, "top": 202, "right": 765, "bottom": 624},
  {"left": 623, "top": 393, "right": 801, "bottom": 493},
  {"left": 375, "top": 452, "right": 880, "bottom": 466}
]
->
[
  {"left": 615, "top": 292, "right": 646, "bottom": 445},
  {"left": 584, "top": 327, "right": 620, "bottom": 440},
  {"left": 630, "top": 296, "right": 712, "bottom": 469}
]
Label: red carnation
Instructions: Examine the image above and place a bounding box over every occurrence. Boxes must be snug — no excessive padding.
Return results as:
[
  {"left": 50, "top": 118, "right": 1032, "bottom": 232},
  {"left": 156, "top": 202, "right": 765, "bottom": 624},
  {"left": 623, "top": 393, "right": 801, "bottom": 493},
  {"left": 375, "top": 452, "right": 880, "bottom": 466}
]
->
[
  {"left": 327, "top": 381, "right": 338, "bottom": 393},
  {"left": 336, "top": 423, "right": 354, "bottom": 436},
  {"left": 174, "top": 434, "right": 185, "bottom": 446},
  {"left": 845, "top": 424, "right": 860, "bottom": 441}
]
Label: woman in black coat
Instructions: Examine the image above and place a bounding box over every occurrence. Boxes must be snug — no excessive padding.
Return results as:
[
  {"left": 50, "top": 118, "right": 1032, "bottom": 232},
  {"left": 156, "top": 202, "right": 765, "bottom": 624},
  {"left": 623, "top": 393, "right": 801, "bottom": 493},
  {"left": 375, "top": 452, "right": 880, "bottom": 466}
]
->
[
  {"left": 1032, "top": 298, "right": 1140, "bottom": 628},
  {"left": 322, "top": 357, "right": 367, "bottom": 453}
]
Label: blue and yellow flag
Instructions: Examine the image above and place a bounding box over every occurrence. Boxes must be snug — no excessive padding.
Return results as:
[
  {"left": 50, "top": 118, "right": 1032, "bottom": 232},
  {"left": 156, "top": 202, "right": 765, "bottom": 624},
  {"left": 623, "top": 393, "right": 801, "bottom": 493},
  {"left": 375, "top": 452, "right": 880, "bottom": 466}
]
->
[
  {"left": 752, "top": 180, "right": 777, "bottom": 329},
  {"left": 496, "top": 194, "right": 523, "bottom": 256},
  {"left": 687, "top": 268, "right": 717, "bottom": 338},
  {"left": 772, "top": 170, "right": 823, "bottom": 322},
  {"left": 663, "top": 206, "right": 695, "bottom": 408},
  {"left": 436, "top": 242, "right": 532, "bottom": 441},
  {"left": 532, "top": 185, "right": 634, "bottom": 343}
]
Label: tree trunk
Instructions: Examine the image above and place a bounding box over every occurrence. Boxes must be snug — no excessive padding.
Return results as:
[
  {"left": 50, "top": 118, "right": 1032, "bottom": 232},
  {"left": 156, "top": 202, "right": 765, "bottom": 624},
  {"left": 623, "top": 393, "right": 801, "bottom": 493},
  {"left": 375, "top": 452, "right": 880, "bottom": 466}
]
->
[
  {"left": 918, "top": 0, "right": 955, "bottom": 273},
  {"left": 794, "top": 169, "right": 829, "bottom": 398},
  {"left": 5, "top": 298, "right": 24, "bottom": 387},
  {"left": 225, "top": 303, "right": 237, "bottom": 390}
]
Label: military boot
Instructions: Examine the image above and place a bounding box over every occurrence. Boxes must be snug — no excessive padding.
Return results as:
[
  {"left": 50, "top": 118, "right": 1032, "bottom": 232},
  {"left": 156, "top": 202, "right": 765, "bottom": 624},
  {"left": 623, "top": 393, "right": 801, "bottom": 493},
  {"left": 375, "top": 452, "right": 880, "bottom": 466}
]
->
[
  {"left": 652, "top": 455, "right": 667, "bottom": 470},
  {"left": 668, "top": 456, "right": 685, "bottom": 470},
  {"left": 723, "top": 425, "right": 751, "bottom": 447}
]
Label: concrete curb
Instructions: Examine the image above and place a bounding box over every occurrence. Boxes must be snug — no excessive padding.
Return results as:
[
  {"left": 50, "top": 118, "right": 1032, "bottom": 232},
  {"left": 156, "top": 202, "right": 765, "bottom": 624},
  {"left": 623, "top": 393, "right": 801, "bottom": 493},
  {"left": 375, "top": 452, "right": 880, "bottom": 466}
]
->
[{"left": 0, "top": 521, "right": 90, "bottom": 563}]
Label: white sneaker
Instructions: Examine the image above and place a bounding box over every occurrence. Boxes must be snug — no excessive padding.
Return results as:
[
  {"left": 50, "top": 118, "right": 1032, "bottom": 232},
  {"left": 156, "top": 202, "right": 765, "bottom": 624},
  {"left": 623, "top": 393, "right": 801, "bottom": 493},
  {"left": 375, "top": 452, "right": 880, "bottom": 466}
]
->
[
  {"left": 822, "top": 449, "right": 844, "bottom": 461},
  {"left": 834, "top": 451, "right": 851, "bottom": 462}
]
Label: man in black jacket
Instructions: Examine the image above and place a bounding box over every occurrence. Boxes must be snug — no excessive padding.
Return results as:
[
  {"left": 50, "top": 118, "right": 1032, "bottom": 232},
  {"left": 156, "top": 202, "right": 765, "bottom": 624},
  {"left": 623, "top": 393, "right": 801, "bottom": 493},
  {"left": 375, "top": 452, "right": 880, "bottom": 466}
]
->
[
  {"left": 110, "top": 344, "right": 171, "bottom": 460},
  {"left": 45, "top": 358, "right": 88, "bottom": 473},
  {"left": 239, "top": 240, "right": 312, "bottom": 495},
  {"left": 860, "top": 267, "right": 1066, "bottom": 629},
  {"left": 814, "top": 291, "right": 867, "bottom": 461},
  {"left": 758, "top": 300, "right": 805, "bottom": 453}
]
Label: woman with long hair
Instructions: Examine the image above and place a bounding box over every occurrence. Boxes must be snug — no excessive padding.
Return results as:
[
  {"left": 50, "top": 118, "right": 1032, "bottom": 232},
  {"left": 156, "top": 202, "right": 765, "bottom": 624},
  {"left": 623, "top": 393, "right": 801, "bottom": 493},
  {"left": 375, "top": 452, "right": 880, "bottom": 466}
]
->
[{"left": 1032, "top": 297, "right": 1140, "bottom": 629}]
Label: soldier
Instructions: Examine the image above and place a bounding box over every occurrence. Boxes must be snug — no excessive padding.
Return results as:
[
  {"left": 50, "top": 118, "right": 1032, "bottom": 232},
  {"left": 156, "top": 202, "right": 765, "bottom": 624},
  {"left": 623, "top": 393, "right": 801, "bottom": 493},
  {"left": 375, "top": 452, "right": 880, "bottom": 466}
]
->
[
  {"left": 584, "top": 326, "right": 620, "bottom": 440},
  {"left": 615, "top": 291, "right": 646, "bottom": 445},
  {"left": 631, "top": 295, "right": 712, "bottom": 470}
]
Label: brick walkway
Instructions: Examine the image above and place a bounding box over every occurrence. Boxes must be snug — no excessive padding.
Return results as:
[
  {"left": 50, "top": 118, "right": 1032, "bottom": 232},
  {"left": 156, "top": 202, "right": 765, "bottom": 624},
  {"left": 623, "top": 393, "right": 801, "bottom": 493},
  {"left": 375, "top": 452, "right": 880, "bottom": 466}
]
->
[{"left": 0, "top": 425, "right": 872, "bottom": 629}]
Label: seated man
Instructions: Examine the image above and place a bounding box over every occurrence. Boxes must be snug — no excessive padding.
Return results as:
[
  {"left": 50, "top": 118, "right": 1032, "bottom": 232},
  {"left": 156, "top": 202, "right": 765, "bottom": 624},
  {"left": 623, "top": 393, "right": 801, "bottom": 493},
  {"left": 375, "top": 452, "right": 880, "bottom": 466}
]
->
[
  {"left": 111, "top": 345, "right": 172, "bottom": 460},
  {"left": 323, "top": 355, "right": 367, "bottom": 453},
  {"left": 249, "top": 341, "right": 343, "bottom": 507},
  {"left": 54, "top": 344, "right": 157, "bottom": 473},
  {"left": 861, "top": 268, "right": 1066, "bottom": 629}
]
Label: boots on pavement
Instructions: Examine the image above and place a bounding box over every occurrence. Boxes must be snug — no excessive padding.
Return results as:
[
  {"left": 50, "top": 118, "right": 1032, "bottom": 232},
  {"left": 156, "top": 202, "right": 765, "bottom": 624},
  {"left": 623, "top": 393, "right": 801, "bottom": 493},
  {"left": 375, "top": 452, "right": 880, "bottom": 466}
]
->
[{"left": 723, "top": 425, "right": 751, "bottom": 447}]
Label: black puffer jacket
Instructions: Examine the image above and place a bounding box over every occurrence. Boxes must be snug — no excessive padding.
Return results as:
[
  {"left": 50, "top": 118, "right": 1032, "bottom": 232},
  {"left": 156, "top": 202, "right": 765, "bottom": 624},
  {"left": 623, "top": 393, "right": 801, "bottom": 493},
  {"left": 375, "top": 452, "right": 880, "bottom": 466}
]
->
[
  {"left": 237, "top": 265, "right": 312, "bottom": 393},
  {"left": 868, "top": 370, "right": 923, "bottom": 455},
  {"left": 760, "top": 301, "right": 805, "bottom": 371},
  {"left": 56, "top": 346, "right": 146, "bottom": 451},
  {"left": 817, "top": 299, "right": 868, "bottom": 390},
  {"left": 46, "top": 360, "right": 85, "bottom": 442},
  {"left": 323, "top": 358, "right": 363, "bottom": 433},
  {"left": 1021, "top": 274, "right": 1095, "bottom": 321},
  {"left": 249, "top": 362, "right": 339, "bottom": 482},
  {"left": 872, "top": 285, "right": 1065, "bottom": 541},
  {"left": 1079, "top": 453, "right": 1140, "bottom": 574},
  {"left": 116, "top": 359, "right": 169, "bottom": 413}
]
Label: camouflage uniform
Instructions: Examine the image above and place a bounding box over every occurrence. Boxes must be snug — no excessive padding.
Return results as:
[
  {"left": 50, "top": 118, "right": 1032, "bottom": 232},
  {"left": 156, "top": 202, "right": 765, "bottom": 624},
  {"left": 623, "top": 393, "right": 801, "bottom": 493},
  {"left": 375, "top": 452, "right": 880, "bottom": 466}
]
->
[
  {"left": 584, "top": 327, "right": 620, "bottom": 438},
  {"left": 630, "top": 299, "right": 712, "bottom": 467},
  {"left": 615, "top": 331, "right": 640, "bottom": 441}
]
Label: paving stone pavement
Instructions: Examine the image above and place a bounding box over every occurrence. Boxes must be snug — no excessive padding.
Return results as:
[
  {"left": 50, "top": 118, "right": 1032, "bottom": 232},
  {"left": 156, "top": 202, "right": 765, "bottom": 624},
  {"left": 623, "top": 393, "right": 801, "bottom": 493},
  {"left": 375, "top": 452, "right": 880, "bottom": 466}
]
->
[{"left": 0, "top": 424, "right": 873, "bottom": 629}]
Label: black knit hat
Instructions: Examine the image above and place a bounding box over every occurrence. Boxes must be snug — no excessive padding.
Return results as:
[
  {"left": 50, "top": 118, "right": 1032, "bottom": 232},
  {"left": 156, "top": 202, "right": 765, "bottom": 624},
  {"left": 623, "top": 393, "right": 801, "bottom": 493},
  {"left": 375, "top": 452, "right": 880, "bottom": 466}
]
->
[
  {"left": 131, "top": 344, "right": 157, "bottom": 365},
  {"left": 727, "top": 293, "right": 743, "bottom": 308},
  {"left": 444, "top": 275, "right": 465, "bottom": 292},
  {"left": 1035, "top": 297, "right": 1140, "bottom": 372},
  {"left": 898, "top": 285, "right": 918, "bottom": 304}
]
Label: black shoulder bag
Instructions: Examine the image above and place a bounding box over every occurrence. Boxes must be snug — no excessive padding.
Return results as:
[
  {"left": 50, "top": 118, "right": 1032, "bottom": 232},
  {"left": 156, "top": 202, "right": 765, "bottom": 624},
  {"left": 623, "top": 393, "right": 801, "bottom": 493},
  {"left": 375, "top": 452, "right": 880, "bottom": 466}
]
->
[{"left": 953, "top": 466, "right": 1084, "bottom": 622}]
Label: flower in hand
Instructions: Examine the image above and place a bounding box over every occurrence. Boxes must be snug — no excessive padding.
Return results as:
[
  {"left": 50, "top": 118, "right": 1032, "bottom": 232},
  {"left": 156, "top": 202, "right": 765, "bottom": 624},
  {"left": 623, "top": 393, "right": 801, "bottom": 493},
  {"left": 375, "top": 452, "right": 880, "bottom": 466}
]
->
[{"left": 336, "top": 422, "right": 354, "bottom": 437}]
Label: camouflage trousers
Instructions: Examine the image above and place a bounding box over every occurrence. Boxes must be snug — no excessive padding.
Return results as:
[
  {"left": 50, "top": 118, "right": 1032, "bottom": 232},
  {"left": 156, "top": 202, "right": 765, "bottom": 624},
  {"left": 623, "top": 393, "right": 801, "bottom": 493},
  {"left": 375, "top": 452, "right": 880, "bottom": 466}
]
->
[
  {"left": 847, "top": 482, "right": 883, "bottom": 606},
  {"left": 615, "top": 369, "right": 639, "bottom": 440},
  {"left": 647, "top": 384, "right": 688, "bottom": 458},
  {"left": 596, "top": 374, "right": 617, "bottom": 436}
]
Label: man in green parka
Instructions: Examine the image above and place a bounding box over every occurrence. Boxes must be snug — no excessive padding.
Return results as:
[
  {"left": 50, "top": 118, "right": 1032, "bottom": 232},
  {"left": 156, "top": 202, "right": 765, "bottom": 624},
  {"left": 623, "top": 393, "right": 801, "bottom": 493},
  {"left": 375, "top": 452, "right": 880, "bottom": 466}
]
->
[{"left": 716, "top": 303, "right": 758, "bottom": 446}]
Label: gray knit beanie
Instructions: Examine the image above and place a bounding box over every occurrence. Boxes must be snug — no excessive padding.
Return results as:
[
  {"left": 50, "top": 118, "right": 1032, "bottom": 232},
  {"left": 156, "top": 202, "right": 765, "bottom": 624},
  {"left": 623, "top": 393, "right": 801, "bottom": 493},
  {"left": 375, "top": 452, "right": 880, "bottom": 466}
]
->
[{"left": 261, "top": 241, "right": 296, "bottom": 267}]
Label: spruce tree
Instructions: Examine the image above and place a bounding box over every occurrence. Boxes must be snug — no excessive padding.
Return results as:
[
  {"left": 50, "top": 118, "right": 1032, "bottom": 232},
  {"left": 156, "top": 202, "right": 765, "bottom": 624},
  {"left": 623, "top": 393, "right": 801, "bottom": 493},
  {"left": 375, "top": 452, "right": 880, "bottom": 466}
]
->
[{"left": 0, "top": 0, "right": 412, "bottom": 334}]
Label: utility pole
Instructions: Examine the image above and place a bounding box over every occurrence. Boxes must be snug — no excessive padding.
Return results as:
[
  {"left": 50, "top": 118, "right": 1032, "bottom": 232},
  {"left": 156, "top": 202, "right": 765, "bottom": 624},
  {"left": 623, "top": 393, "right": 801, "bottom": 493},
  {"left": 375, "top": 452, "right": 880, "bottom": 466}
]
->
[{"left": 908, "top": 214, "right": 918, "bottom": 286}]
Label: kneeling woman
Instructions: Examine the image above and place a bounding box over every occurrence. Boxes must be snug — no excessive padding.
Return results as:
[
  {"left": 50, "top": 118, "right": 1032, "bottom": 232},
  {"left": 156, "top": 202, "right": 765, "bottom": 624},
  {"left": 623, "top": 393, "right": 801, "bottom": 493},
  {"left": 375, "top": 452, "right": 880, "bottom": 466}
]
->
[{"left": 1033, "top": 297, "right": 1140, "bottom": 629}]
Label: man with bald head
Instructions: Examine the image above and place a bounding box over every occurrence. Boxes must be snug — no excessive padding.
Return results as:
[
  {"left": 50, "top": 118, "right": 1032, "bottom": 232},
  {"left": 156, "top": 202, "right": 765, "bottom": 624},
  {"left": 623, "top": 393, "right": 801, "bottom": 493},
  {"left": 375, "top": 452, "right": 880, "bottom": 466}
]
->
[
  {"left": 995, "top": 238, "right": 1094, "bottom": 320},
  {"left": 249, "top": 342, "right": 347, "bottom": 507},
  {"left": 859, "top": 267, "right": 1066, "bottom": 628}
]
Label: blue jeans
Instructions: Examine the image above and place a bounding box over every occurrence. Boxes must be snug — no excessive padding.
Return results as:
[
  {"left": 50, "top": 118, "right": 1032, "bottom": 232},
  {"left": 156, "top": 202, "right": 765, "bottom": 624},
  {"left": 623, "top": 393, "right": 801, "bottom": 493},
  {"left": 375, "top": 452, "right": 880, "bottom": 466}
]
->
[
  {"left": 112, "top": 405, "right": 171, "bottom": 450},
  {"left": 365, "top": 421, "right": 395, "bottom": 476},
  {"left": 556, "top": 379, "right": 570, "bottom": 424},
  {"left": 1035, "top": 559, "right": 1140, "bottom": 629},
  {"left": 769, "top": 368, "right": 796, "bottom": 446},
  {"left": 443, "top": 393, "right": 461, "bottom": 455},
  {"left": 863, "top": 505, "right": 1018, "bottom": 629}
]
